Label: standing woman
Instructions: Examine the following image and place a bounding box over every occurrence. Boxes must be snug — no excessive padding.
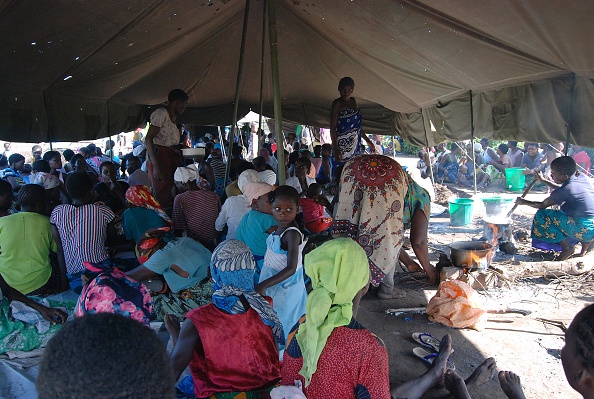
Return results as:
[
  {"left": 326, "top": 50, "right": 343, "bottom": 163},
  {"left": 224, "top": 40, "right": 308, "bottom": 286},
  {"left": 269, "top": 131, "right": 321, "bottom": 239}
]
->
[
  {"left": 145, "top": 89, "right": 188, "bottom": 211},
  {"left": 330, "top": 77, "right": 375, "bottom": 165}
]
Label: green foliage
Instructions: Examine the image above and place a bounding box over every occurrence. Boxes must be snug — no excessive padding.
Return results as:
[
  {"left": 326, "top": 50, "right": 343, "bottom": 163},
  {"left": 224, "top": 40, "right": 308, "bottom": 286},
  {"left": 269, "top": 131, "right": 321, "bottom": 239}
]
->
[{"left": 401, "top": 141, "right": 423, "bottom": 155}]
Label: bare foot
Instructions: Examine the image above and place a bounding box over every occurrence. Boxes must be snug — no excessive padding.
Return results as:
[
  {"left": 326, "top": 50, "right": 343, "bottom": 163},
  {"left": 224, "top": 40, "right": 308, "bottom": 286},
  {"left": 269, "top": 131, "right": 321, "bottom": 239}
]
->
[
  {"left": 556, "top": 240, "right": 575, "bottom": 261},
  {"left": 429, "top": 334, "right": 453, "bottom": 389},
  {"left": 465, "top": 357, "right": 496, "bottom": 388},
  {"left": 580, "top": 240, "right": 594, "bottom": 256},
  {"left": 163, "top": 314, "right": 181, "bottom": 348},
  {"left": 377, "top": 284, "right": 406, "bottom": 299},
  {"left": 444, "top": 369, "right": 472, "bottom": 399},
  {"left": 498, "top": 371, "right": 526, "bottom": 399}
]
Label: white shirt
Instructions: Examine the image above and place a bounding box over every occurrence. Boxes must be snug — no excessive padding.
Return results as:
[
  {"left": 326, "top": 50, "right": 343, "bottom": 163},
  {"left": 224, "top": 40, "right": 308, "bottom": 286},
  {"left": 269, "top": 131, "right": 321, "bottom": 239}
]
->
[
  {"left": 215, "top": 195, "right": 250, "bottom": 240},
  {"left": 150, "top": 107, "right": 180, "bottom": 147},
  {"left": 285, "top": 176, "right": 316, "bottom": 194}
]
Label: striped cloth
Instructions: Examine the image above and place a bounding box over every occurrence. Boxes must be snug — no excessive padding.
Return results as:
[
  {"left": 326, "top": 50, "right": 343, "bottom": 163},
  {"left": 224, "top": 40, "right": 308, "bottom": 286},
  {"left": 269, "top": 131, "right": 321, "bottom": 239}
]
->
[
  {"left": 172, "top": 190, "right": 221, "bottom": 248},
  {"left": 50, "top": 204, "right": 115, "bottom": 274}
]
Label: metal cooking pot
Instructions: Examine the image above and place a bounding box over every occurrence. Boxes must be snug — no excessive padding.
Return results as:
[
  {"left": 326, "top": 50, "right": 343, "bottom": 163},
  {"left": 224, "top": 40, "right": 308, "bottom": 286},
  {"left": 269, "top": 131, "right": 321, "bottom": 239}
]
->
[{"left": 449, "top": 241, "right": 494, "bottom": 270}]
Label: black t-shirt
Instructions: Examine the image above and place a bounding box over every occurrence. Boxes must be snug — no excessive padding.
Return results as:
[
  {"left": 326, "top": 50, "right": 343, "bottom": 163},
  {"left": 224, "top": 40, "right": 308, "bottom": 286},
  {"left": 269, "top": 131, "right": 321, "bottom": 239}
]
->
[{"left": 550, "top": 173, "right": 594, "bottom": 218}]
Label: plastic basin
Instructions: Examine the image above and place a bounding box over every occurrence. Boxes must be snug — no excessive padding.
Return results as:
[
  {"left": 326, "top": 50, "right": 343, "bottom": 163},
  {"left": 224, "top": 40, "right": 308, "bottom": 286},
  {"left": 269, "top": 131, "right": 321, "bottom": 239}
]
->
[
  {"left": 505, "top": 167, "right": 526, "bottom": 191},
  {"left": 448, "top": 198, "right": 474, "bottom": 226},
  {"left": 480, "top": 197, "right": 514, "bottom": 217}
]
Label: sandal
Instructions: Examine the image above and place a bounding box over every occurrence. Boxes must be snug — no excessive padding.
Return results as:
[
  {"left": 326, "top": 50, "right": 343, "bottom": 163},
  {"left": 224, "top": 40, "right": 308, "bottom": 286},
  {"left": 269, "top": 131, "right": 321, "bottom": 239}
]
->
[
  {"left": 412, "top": 332, "right": 454, "bottom": 353},
  {"left": 413, "top": 347, "right": 455, "bottom": 370}
]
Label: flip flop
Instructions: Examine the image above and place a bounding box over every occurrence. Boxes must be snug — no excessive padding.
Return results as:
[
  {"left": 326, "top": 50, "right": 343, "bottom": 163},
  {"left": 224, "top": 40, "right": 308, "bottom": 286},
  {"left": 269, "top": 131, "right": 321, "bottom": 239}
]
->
[
  {"left": 412, "top": 332, "right": 454, "bottom": 353},
  {"left": 413, "top": 347, "right": 456, "bottom": 370}
]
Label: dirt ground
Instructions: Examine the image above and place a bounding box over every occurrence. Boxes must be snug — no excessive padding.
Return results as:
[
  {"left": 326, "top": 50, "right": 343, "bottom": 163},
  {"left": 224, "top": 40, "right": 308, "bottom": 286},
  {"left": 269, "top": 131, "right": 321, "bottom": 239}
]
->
[{"left": 355, "top": 156, "right": 591, "bottom": 398}]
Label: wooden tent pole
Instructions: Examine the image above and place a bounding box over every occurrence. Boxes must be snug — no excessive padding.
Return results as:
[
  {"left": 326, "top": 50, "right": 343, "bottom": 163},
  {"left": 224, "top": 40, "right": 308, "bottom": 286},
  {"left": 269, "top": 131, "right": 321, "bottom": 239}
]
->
[
  {"left": 43, "top": 92, "right": 53, "bottom": 150},
  {"left": 564, "top": 76, "right": 576, "bottom": 155},
  {"left": 469, "top": 90, "right": 477, "bottom": 195},
  {"left": 421, "top": 111, "right": 434, "bottom": 183},
  {"left": 268, "top": 0, "right": 285, "bottom": 184},
  {"left": 258, "top": 0, "right": 266, "bottom": 152},
  {"left": 225, "top": 0, "right": 251, "bottom": 188}
]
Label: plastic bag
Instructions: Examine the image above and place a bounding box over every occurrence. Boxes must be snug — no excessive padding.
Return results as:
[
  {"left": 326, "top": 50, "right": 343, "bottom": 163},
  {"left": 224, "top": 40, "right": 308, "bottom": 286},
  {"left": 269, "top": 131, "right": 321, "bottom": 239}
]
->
[{"left": 426, "top": 280, "right": 486, "bottom": 330}]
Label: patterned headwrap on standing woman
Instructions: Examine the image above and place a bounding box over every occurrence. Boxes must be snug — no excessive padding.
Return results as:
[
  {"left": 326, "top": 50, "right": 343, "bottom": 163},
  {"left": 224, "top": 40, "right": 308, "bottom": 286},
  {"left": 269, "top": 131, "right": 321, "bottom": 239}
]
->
[
  {"left": 210, "top": 240, "right": 285, "bottom": 346},
  {"left": 296, "top": 238, "right": 370, "bottom": 386},
  {"left": 125, "top": 185, "right": 172, "bottom": 225}
]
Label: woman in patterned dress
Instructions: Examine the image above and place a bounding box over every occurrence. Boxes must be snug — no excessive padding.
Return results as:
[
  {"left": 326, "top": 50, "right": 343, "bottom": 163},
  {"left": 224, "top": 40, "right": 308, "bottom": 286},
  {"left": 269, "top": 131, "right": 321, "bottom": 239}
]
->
[{"left": 332, "top": 154, "right": 409, "bottom": 299}]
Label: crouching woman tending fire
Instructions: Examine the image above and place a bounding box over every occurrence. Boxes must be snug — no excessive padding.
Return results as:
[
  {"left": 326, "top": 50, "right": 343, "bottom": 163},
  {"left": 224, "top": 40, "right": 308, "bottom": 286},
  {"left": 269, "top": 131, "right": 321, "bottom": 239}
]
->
[{"left": 515, "top": 156, "right": 594, "bottom": 261}]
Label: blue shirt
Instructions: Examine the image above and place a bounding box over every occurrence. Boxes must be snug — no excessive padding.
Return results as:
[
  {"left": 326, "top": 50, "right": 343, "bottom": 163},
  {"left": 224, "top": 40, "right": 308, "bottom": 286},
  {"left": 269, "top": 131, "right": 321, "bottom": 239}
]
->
[
  {"left": 550, "top": 173, "right": 594, "bottom": 218},
  {"left": 142, "top": 237, "right": 210, "bottom": 293},
  {"left": 236, "top": 210, "right": 277, "bottom": 257}
]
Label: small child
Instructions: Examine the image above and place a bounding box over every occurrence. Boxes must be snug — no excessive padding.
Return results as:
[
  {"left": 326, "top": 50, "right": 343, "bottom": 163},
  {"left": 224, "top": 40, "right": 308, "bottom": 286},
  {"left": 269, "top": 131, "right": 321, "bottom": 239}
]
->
[
  {"left": 255, "top": 185, "right": 308, "bottom": 344},
  {"left": 236, "top": 182, "right": 277, "bottom": 283},
  {"left": 299, "top": 183, "right": 333, "bottom": 233},
  {"left": 32, "top": 160, "right": 62, "bottom": 215},
  {"left": 316, "top": 143, "right": 333, "bottom": 185}
]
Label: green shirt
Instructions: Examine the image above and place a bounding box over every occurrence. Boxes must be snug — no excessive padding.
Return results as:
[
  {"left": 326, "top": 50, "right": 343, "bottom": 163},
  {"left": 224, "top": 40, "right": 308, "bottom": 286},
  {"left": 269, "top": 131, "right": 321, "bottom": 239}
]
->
[{"left": 0, "top": 212, "right": 57, "bottom": 294}]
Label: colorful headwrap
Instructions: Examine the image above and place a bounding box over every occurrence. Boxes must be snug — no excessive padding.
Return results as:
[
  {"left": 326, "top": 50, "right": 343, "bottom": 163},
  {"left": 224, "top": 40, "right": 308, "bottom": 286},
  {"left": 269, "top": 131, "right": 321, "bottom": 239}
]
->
[
  {"left": 136, "top": 226, "right": 175, "bottom": 264},
  {"left": 242, "top": 182, "right": 274, "bottom": 206},
  {"left": 296, "top": 238, "right": 370, "bottom": 385},
  {"left": 125, "top": 185, "right": 172, "bottom": 225},
  {"left": 74, "top": 260, "right": 152, "bottom": 327},
  {"left": 33, "top": 172, "right": 61, "bottom": 189},
  {"left": 237, "top": 169, "right": 261, "bottom": 193},
  {"left": 210, "top": 240, "right": 285, "bottom": 345}
]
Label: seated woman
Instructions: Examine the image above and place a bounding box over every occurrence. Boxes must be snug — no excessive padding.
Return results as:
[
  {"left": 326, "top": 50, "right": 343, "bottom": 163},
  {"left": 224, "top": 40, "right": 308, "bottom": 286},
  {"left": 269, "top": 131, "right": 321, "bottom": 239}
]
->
[
  {"left": 281, "top": 238, "right": 459, "bottom": 399},
  {"left": 516, "top": 156, "right": 594, "bottom": 260},
  {"left": 94, "top": 161, "right": 129, "bottom": 214},
  {"left": 0, "top": 179, "right": 15, "bottom": 217},
  {"left": 68, "top": 153, "right": 99, "bottom": 184},
  {"left": 2, "top": 153, "right": 27, "bottom": 192},
  {"left": 167, "top": 240, "right": 283, "bottom": 398},
  {"left": 478, "top": 143, "right": 512, "bottom": 189},
  {"left": 436, "top": 145, "right": 460, "bottom": 184},
  {"left": 122, "top": 185, "right": 172, "bottom": 243},
  {"left": 127, "top": 227, "right": 213, "bottom": 319},
  {"left": 398, "top": 174, "right": 438, "bottom": 283}
]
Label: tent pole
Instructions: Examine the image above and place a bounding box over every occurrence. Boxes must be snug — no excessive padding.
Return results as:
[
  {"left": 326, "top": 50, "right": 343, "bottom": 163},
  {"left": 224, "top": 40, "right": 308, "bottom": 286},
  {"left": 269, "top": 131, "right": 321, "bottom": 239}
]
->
[
  {"left": 43, "top": 91, "right": 53, "bottom": 150},
  {"left": 258, "top": 0, "right": 266, "bottom": 153},
  {"left": 420, "top": 111, "right": 434, "bottom": 184},
  {"left": 564, "top": 76, "right": 576, "bottom": 156},
  {"left": 225, "top": 0, "right": 251, "bottom": 189},
  {"left": 268, "top": 0, "right": 285, "bottom": 184},
  {"left": 469, "top": 90, "right": 477, "bottom": 195}
]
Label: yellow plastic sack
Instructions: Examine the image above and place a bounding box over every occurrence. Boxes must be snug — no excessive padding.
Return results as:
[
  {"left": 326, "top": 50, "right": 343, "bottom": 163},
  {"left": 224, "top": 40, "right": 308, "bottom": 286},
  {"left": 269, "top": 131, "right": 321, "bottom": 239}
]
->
[{"left": 426, "top": 280, "right": 486, "bottom": 330}]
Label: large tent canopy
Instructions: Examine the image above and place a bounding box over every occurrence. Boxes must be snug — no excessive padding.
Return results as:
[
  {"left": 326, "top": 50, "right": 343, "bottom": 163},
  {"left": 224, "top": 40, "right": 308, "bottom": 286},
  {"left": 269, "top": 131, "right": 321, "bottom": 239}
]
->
[{"left": 1, "top": 0, "right": 593, "bottom": 146}]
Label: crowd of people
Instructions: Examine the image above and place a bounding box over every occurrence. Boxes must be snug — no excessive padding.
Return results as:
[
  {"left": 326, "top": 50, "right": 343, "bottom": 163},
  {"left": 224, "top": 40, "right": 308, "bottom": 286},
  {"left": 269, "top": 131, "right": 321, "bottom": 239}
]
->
[
  {"left": 0, "top": 84, "right": 592, "bottom": 399},
  {"left": 418, "top": 139, "right": 592, "bottom": 190}
]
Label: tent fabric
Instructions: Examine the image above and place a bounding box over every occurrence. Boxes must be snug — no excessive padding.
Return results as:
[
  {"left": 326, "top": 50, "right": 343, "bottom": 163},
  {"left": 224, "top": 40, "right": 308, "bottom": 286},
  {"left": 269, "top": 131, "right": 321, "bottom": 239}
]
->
[{"left": 1, "top": 0, "right": 593, "bottom": 145}]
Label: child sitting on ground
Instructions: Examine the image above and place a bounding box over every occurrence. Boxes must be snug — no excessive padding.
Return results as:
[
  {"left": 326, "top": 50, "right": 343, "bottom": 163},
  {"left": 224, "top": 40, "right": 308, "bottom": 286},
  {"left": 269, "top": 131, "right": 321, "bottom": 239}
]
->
[
  {"left": 0, "top": 177, "right": 15, "bottom": 217},
  {"left": 299, "top": 183, "right": 333, "bottom": 233},
  {"left": 236, "top": 182, "right": 277, "bottom": 283},
  {"left": 32, "top": 160, "right": 63, "bottom": 216},
  {"left": 51, "top": 172, "right": 115, "bottom": 291}
]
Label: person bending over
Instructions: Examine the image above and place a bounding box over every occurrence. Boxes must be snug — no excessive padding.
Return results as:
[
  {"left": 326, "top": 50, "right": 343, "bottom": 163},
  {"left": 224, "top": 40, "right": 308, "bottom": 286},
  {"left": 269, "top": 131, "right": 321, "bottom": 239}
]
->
[{"left": 516, "top": 156, "right": 594, "bottom": 260}]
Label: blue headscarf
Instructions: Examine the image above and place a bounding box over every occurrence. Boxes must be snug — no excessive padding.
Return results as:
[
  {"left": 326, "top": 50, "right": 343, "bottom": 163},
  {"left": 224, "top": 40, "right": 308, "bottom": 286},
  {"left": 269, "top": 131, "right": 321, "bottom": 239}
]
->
[{"left": 210, "top": 240, "right": 285, "bottom": 345}]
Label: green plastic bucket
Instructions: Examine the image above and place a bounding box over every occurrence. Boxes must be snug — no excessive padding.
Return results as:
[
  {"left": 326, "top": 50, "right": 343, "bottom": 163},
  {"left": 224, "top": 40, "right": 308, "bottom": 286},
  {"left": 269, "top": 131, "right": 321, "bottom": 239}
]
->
[
  {"left": 449, "top": 198, "right": 474, "bottom": 226},
  {"left": 505, "top": 167, "right": 526, "bottom": 191}
]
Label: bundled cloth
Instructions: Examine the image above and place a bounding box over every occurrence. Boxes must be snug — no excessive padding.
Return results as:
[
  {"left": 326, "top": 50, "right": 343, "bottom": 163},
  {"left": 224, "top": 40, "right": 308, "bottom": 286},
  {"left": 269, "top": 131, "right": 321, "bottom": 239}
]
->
[{"left": 426, "top": 280, "right": 486, "bottom": 330}]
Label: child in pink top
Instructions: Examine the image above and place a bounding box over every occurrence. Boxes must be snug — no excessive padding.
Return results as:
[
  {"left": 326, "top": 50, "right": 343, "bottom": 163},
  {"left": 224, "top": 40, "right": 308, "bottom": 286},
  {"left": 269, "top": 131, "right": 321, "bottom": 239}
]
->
[{"left": 298, "top": 183, "right": 333, "bottom": 233}]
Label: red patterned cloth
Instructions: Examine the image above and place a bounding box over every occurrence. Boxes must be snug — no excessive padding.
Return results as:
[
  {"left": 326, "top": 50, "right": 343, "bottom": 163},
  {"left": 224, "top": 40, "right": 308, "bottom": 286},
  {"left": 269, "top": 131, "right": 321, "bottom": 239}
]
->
[
  {"left": 332, "top": 155, "right": 408, "bottom": 286},
  {"left": 187, "top": 303, "right": 281, "bottom": 398},
  {"left": 281, "top": 316, "right": 390, "bottom": 399},
  {"left": 125, "top": 184, "right": 172, "bottom": 225}
]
